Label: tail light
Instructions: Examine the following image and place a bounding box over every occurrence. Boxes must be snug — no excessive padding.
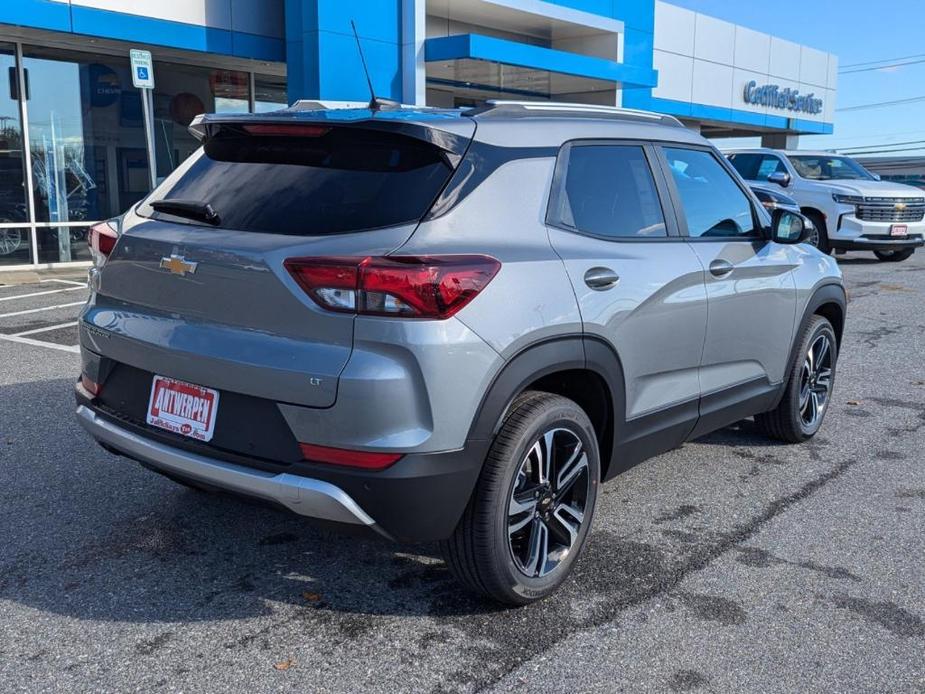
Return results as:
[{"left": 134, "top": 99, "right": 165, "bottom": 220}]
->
[
  {"left": 89, "top": 221, "right": 119, "bottom": 266},
  {"left": 284, "top": 255, "right": 501, "bottom": 319},
  {"left": 299, "top": 443, "right": 402, "bottom": 470}
]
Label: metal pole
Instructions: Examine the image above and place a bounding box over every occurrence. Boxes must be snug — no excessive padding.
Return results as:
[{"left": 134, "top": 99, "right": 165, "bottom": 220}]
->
[
  {"left": 141, "top": 87, "right": 157, "bottom": 189},
  {"left": 15, "top": 42, "right": 39, "bottom": 266}
]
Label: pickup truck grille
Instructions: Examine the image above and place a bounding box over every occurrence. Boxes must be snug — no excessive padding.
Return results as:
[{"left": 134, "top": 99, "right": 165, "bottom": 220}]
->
[{"left": 856, "top": 198, "right": 925, "bottom": 223}]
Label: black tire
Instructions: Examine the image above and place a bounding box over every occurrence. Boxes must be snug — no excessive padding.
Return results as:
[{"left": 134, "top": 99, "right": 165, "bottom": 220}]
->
[
  {"left": 874, "top": 248, "right": 915, "bottom": 262},
  {"left": 803, "top": 211, "right": 830, "bottom": 253},
  {"left": 755, "top": 315, "right": 837, "bottom": 443},
  {"left": 441, "top": 391, "right": 600, "bottom": 605}
]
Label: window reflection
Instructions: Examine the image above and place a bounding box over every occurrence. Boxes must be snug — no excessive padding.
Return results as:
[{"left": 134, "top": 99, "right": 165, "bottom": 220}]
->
[
  {"left": 254, "top": 74, "right": 287, "bottom": 113},
  {"left": 0, "top": 227, "right": 31, "bottom": 266},
  {"left": 36, "top": 226, "right": 91, "bottom": 263},
  {"left": 23, "top": 46, "right": 149, "bottom": 236},
  {"left": 0, "top": 43, "right": 27, "bottom": 225},
  {"left": 152, "top": 62, "right": 249, "bottom": 179}
]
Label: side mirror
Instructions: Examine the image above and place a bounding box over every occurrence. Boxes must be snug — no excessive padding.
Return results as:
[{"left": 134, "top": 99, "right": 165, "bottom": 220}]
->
[
  {"left": 767, "top": 171, "right": 791, "bottom": 187},
  {"left": 770, "top": 209, "right": 808, "bottom": 244},
  {"left": 872, "top": 173, "right": 881, "bottom": 181}
]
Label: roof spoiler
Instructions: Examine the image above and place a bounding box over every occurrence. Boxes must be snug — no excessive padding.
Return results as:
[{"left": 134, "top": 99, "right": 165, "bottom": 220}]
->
[{"left": 187, "top": 108, "right": 474, "bottom": 161}]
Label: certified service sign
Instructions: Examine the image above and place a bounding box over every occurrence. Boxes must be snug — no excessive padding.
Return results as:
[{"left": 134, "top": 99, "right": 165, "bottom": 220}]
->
[
  {"left": 130, "top": 49, "right": 155, "bottom": 89},
  {"left": 744, "top": 80, "right": 822, "bottom": 115}
]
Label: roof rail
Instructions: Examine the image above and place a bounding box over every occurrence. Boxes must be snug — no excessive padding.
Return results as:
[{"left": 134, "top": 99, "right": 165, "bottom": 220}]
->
[{"left": 469, "top": 100, "right": 685, "bottom": 127}]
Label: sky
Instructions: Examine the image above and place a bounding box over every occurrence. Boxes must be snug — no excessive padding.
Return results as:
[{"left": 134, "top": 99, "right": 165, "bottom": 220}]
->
[{"left": 667, "top": 0, "right": 925, "bottom": 156}]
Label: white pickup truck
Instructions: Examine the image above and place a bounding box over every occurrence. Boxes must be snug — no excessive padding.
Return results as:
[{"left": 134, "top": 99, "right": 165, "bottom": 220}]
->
[{"left": 726, "top": 148, "right": 925, "bottom": 262}]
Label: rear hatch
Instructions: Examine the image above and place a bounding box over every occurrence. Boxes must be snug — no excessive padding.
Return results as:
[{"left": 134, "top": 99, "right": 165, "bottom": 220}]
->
[{"left": 85, "top": 109, "right": 474, "bottom": 409}]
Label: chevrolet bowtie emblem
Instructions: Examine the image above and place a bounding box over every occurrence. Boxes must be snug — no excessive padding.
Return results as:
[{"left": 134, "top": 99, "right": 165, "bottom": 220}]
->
[
  {"left": 159, "top": 254, "right": 198, "bottom": 276},
  {"left": 895, "top": 202, "right": 907, "bottom": 211}
]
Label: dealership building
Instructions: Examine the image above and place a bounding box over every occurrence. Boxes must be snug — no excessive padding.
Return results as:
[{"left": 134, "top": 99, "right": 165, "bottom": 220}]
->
[{"left": 0, "top": 0, "right": 837, "bottom": 270}]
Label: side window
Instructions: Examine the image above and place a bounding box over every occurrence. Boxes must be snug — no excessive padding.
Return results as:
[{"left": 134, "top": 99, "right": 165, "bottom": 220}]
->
[
  {"left": 549, "top": 144, "right": 667, "bottom": 239},
  {"left": 727, "top": 153, "right": 786, "bottom": 182},
  {"left": 663, "top": 147, "right": 758, "bottom": 239},
  {"left": 755, "top": 155, "right": 786, "bottom": 180},
  {"left": 727, "top": 153, "right": 760, "bottom": 180}
]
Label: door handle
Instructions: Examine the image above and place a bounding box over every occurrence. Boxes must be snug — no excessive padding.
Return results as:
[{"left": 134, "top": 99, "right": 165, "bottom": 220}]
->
[
  {"left": 584, "top": 267, "right": 620, "bottom": 290},
  {"left": 709, "top": 259, "right": 735, "bottom": 278}
]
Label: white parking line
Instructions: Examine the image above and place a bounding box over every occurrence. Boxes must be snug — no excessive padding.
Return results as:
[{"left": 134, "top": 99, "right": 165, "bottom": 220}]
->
[
  {"left": 41, "top": 279, "right": 88, "bottom": 287},
  {"left": 0, "top": 332, "right": 79, "bottom": 354},
  {"left": 0, "top": 301, "right": 86, "bottom": 318},
  {"left": 12, "top": 321, "right": 79, "bottom": 336},
  {"left": 0, "top": 286, "right": 87, "bottom": 302}
]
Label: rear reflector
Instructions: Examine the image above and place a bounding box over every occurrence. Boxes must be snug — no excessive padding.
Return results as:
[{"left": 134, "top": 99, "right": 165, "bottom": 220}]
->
[
  {"left": 299, "top": 443, "right": 402, "bottom": 470},
  {"left": 284, "top": 255, "right": 501, "bottom": 319},
  {"left": 80, "top": 374, "right": 102, "bottom": 397}
]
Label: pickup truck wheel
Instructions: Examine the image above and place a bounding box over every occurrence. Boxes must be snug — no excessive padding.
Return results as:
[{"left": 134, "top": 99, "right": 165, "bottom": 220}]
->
[
  {"left": 441, "top": 391, "right": 600, "bottom": 605},
  {"left": 756, "top": 315, "right": 836, "bottom": 443},
  {"left": 874, "top": 249, "right": 914, "bottom": 262}
]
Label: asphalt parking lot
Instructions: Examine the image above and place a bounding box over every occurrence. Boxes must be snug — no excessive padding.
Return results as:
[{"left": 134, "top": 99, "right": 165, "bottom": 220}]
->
[{"left": 1, "top": 254, "right": 923, "bottom": 693}]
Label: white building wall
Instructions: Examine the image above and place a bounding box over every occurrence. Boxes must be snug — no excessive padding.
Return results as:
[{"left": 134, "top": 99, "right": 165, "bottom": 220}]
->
[
  {"left": 47, "top": 0, "right": 284, "bottom": 38},
  {"left": 653, "top": 0, "right": 836, "bottom": 124}
]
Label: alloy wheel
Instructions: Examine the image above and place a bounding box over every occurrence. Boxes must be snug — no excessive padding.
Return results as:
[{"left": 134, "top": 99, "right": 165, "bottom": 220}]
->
[
  {"left": 0, "top": 228, "right": 22, "bottom": 256},
  {"left": 799, "top": 333, "right": 833, "bottom": 428},
  {"left": 508, "top": 427, "right": 590, "bottom": 578}
]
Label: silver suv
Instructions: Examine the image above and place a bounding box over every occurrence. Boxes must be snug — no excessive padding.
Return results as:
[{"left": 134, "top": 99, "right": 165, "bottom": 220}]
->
[{"left": 76, "top": 101, "right": 846, "bottom": 604}]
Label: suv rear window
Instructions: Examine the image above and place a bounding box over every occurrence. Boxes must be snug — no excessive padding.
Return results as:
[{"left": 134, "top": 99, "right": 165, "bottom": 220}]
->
[{"left": 138, "top": 127, "right": 454, "bottom": 235}]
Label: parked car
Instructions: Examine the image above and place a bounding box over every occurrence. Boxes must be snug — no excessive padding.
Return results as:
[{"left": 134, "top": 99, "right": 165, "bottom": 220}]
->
[
  {"left": 748, "top": 183, "right": 818, "bottom": 247},
  {"left": 727, "top": 148, "right": 925, "bottom": 262},
  {"left": 76, "top": 102, "right": 846, "bottom": 604}
]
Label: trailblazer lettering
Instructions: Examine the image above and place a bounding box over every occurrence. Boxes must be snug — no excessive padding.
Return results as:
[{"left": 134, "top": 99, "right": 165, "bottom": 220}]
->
[{"left": 743, "top": 80, "right": 823, "bottom": 115}]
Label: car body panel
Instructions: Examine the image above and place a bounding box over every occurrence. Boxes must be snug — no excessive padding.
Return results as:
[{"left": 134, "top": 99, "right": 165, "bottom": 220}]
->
[
  {"left": 685, "top": 239, "right": 798, "bottom": 390},
  {"left": 75, "top": 105, "right": 846, "bottom": 542},
  {"left": 548, "top": 228, "right": 708, "bottom": 419}
]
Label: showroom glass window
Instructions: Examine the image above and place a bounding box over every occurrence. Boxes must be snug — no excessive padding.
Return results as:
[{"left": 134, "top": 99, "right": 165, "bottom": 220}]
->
[
  {"left": 0, "top": 42, "right": 31, "bottom": 266},
  {"left": 663, "top": 147, "right": 757, "bottom": 238},
  {"left": 22, "top": 45, "right": 149, "bottom": 261},
  {"left": 152, "top": 62, "right": 249, "bottom": 179},
  {"left": 254, "top": 74, "right": 287, "bottom": 112}
]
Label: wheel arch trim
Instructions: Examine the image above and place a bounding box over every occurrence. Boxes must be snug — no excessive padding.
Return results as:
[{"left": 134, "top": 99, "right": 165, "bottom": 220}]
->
[{"left": 466, "top": 335, "right": 626, "bottom": 477}]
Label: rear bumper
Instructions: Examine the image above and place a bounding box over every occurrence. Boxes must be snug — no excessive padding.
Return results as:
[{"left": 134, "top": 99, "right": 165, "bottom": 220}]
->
[
  {"left": 76, "top": 397, "right": 488, "bottom": 543},
  {"left": 77, "top": 404, "right": 382, "bottom": 529}
]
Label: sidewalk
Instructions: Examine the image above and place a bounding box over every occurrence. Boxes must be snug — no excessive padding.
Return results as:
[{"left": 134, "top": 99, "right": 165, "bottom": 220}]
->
[{"left": 0, "top": 266, "right": 91, "bottom": 287}]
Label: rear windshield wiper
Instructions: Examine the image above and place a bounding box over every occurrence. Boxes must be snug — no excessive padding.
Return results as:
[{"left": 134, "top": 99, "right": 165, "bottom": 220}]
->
[{"left": 150, "top": 199, "right": 221, "bottom": 226}]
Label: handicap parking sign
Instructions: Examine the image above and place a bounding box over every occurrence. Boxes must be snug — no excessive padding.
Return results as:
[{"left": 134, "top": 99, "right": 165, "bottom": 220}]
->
[{"left": 130, "top": 49, "right": 154, "bottom": 89}]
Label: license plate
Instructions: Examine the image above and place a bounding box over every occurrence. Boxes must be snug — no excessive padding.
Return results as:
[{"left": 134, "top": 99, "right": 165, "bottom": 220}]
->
[
  {"left": 891, "top": 224, "right": 908, "bottom": 236},
  {"left": 146, "top": 375, "right": 219, "bottom": 442}
]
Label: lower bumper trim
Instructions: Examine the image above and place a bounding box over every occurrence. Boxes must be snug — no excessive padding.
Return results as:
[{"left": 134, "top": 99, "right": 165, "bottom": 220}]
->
[
  {"left": 831, "top": 236, "right": 924, "bottom": 251},
  {"left": 75, "top": 405, "right": 381, "bottom": 532}
]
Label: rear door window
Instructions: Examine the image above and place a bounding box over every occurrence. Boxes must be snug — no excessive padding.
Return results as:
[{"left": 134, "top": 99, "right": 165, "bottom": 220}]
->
[
  {"left": 138, "top": 127, "right": 455, "bottom": 235},
  {"left": 547, "top": 144, "right": 667, "bottom": 239}
]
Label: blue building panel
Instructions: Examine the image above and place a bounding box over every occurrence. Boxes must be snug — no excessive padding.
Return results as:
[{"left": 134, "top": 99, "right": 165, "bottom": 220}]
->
[
  {"left": 425, "top": 34, "right": 657, "bottom": 88},
  {"left": 0, "top": 2, "right": 284, "bottom": 62},
  {"left": 285, "top": 0, "right": 403, "bottom": 102},
  {"left": 0, "top": 0, "right": 71, "bottom": 33}
]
